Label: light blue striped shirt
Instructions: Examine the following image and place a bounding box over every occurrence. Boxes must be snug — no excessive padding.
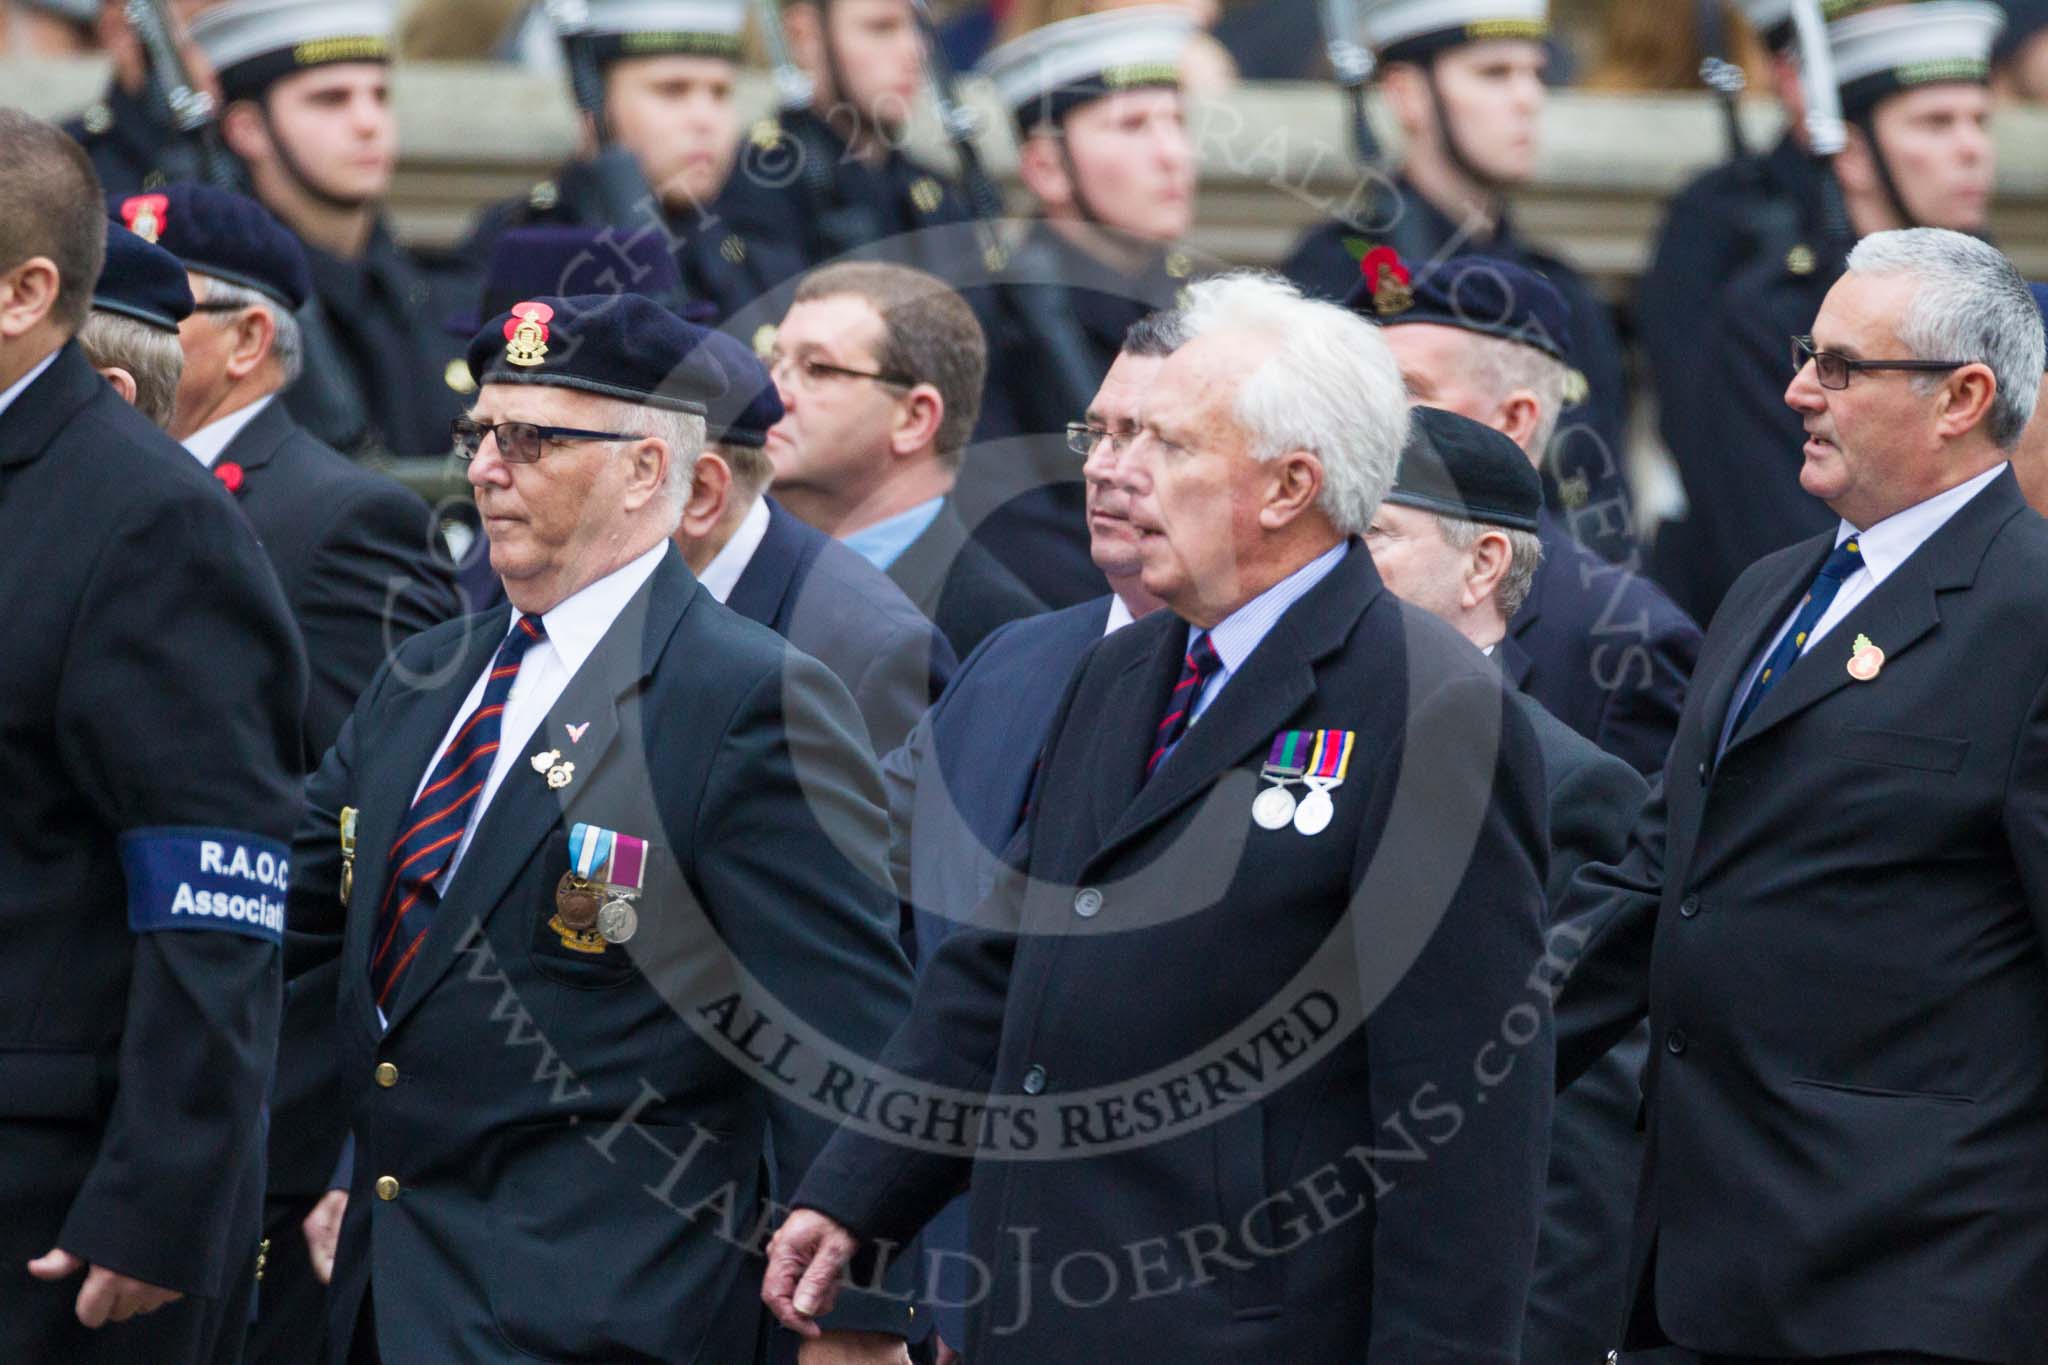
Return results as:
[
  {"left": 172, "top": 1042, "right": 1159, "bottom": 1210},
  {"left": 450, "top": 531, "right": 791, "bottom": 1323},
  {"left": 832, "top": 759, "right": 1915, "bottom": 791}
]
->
[
  {"left": 841, "top": 495, "right": 947, "bottom": 572},
  {"left": 1156, "top": 541, "right": 1348, "bottom": 768}
]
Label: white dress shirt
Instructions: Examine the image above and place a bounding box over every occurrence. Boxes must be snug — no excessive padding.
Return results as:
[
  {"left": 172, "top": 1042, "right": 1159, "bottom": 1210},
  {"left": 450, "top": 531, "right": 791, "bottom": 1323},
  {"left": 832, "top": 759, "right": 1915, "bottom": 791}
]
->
[
  {"left": 1104, "top": 593, "right": 1136, "bottom": 637},
  {"left": 696, "top": 495, "right": 772, "bottom": 605},
  {"left": 1186, "top": 541, "right": 1349, "bottom": 730},
  {"left": 1723, "top": 463, "right": 2007, "bottom": 749},
  {"left": 181, "top": 395, "right": 275, "bottom": 469},
  {"left": 0, "top": 351, "right": 58, "bottom": 422},
  {"left": 412, "top": 540, "right": 669, "bottom": 890}
]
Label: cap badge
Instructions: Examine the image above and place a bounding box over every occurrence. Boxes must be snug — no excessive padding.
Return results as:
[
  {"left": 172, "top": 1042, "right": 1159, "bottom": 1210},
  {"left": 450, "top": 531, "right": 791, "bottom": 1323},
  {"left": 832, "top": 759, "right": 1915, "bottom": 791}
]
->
[
  {"left": 1359, "top": 246, "right": 1413, "bottom": 317},
  {"left": 909, "top": 176, "right": 943, "bottom": 215},
  {"left": 1787, "top": 243, "right": 1817, "bottom": 277},
  {"left": 504, "top": 300, "right": 554, "bottom": 368},
  {"left": 120, "top": 194, "right": 170, "bottom": 244}
]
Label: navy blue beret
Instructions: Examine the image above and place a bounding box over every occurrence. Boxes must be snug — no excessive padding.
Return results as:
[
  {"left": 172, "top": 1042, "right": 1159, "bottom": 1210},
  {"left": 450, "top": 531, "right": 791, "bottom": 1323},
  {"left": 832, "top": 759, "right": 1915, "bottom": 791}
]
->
[
  {"left": 684, "top": 325, "right": 783, "bottom": 447},
  {"left": 448, "top": 224, "right": 686, "bottom": 337},
  {"left": 1347, "top": 250, "right": 1574, "bottom": 366},
  {"left": 94, "top": 222, "right": 195, "bottom": 331},
  {"left": 110, "top": 184, "right": 311, "bottom": 312},
  {"left": 466, "top": 293, "right": 729, "bottom": 415},
  {"left": 1997, "top": 0, "right": 2048, "bottom": 65},
  {"left": 1385, "top": 404, "right": 1542, "bottom": 534}
]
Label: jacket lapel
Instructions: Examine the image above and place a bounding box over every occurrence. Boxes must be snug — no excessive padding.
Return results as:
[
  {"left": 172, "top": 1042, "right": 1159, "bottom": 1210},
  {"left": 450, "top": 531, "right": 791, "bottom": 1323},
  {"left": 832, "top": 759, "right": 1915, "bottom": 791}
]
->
[
  {"left": 218, "top": 397, "right": 294, "bottom": 474},
  {"left": 0, "top": 345, "right": 100, "bottom": 471},
  {"left": 1092, "top": 548, "right": 1380, "bottom": 864},
  {"left": 1725, "top": 471, "right": 2021, "bottom": 754},
  {"left": 342, "top": 614, "right": 506, "bottom": 1040},
  {"left": 723, "top": 498, "right": 806, "bottom": 628},
  {"left": 379, "top": 552, "right": 698, "bottom": 1032}
]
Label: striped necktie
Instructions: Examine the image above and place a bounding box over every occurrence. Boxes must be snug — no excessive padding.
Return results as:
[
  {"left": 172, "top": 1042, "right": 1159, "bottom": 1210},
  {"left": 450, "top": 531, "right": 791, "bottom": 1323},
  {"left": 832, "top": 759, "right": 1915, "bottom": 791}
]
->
[
  {"left": 369, "top": 613, "right": 547, "bottom": 1007},
  {"left": 1729, "top": 537, "right": 1864, "bottom": 739},
  {"left": 1147, "top": 630, "right": 1224, "bottom": 780}
]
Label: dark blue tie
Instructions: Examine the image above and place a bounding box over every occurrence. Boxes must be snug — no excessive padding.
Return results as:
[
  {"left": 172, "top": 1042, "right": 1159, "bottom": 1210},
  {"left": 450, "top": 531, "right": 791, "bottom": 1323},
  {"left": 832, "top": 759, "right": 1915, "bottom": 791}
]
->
[
  {"left": 370, "top": 613, "right": 547, "bottom": 1007},
  {"left": 1729, "top": 538, "right": 1864, "bottom": 738}
]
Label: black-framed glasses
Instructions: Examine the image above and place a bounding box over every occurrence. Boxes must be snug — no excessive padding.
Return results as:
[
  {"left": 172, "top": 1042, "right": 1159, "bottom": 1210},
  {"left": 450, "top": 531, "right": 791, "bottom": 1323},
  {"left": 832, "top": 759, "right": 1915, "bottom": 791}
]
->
[
  {"left": 765, "top": 351, "right": 915, "bottom": 390},
  {"left": 451, "top": 416, "right": 643, "bottom": 465},
  {"left": 1791, "top": 334, "right": 1969, "bottom": 391},
  {"left": 1064, "top": 423, "right": 1138, "bottom": 457}
]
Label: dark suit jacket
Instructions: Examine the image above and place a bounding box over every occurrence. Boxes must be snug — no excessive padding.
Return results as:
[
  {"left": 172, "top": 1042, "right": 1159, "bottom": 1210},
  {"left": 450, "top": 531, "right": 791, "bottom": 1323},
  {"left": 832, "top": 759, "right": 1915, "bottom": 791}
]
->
[
  {"left": 1556, "top": 470, "right": 2048, "bottom": 1359},
  {"left": 215, "top": 398, "right": 461, "bottom": 1210},
  {"left": 1510, "top": 690, "right": 1652, "bottom": 1365},
  {"left": 0, "top": 345, "right": 304, "bottom": 1363},
  {"left": 286, "top": 549, "right": 920, "bottom": 1363},
  {"left": 886, "top": 497, "right": 1044, "bottom": 661},
  {"left": 727, "top": 496, "right": 956, "bottom": 758},
  {"left": 1504, "top": 511, "right": 1702, "bottom": 779},
  {"left": 800, "top": 546, "right": 1553, "bottom": 1362}
]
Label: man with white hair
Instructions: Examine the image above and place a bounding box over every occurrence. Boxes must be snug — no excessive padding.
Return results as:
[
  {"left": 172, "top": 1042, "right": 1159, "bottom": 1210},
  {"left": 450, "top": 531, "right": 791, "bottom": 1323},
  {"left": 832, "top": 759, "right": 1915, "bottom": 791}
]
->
[
  {"left": 767, "top": 271, "right": 1552, "bottom": 1362},
  {"left": 1557, "top": 228, "right": 2048, "bottom": 1362},
  {"left": 284, "top": 293, "right": 920, "bottom": 1365}
]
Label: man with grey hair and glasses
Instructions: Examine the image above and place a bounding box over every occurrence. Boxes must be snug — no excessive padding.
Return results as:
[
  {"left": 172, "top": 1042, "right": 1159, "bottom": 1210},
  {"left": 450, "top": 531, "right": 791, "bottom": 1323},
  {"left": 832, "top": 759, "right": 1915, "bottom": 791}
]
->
[
  {"left": 769, "top": 271, "right": 1552, "bottom": 1363},
  {"left": 1556, "top": 227, "right": 2048, "bottom": 1363}
]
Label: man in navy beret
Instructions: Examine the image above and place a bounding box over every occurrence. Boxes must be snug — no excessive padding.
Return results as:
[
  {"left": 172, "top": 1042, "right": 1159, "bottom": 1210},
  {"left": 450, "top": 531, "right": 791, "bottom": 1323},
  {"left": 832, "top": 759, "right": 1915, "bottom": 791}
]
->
[
  {"left": 1363, "top": 251, "right": 1702, "bottom": 781},
  {"left": 122, "top": 179, "right": 462, "bottom": 1365},
  {"left": 284, "top": 291, "right": 920, "bottom": 1365},
  {"left": 670, "top": 320, "right": 957, "bottom": 761},
  {"left": 79, "top": 220, "right": 194, "bottom": 429}
]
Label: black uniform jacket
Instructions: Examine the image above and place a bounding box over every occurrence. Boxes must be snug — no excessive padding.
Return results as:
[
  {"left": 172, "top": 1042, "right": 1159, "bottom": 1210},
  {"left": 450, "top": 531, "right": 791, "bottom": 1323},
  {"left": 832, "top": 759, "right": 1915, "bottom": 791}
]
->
[
  {"left": 286, "top": 548, "right": 921, "bottom": 1362},
  {"left": 885, "top": 496, "right": 1044, "bottom": 661},
  {"left": 0, "top": 344, "right": 305, "bottom": 1363},
  {"left": 1556, "top": 470, "right": 2048, "bottom": 1359},
  {"left": 798, "top": 545, "right": 1554, "bottom": 1363}
]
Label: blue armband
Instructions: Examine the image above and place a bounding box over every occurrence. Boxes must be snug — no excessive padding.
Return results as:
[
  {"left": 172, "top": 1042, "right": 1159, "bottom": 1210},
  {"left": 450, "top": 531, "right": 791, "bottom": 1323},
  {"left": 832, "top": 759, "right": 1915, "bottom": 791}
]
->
[{"left": 118, "top": 827, "right": 289, "bottom": 944}]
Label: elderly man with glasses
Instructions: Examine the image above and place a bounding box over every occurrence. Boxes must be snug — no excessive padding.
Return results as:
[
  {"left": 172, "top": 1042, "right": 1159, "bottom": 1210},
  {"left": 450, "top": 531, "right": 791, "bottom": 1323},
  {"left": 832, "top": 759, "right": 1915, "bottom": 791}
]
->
[
  {"left": 764, "top": 260, "right": 1043, "bottom": 658},
  {"left": 1555, "top": 227, "right": 2048, "bottom": 1363},
  {"left": 284, "top": 292, "right": 922, "bottom": 1365}
]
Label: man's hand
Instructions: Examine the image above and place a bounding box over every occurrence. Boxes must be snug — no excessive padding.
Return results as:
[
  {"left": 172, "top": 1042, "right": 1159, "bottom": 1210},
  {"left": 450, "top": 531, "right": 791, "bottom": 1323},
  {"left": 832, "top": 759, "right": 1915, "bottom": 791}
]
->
[
  {"left": 26, "top": 1248, "right": 183, "bottom": 1328},
  {"left": 763, "top": 1208, "right": 862, "bottom": 1336},
  {"left": 935, "top": 1337, "right": 963, "bottom": 1365},
  {"left": 797, "top": 1329, "right": 911, "bottom": 1364},
  {"left": 302, "top": 1188, "right": 349, "bottom": 1285}
]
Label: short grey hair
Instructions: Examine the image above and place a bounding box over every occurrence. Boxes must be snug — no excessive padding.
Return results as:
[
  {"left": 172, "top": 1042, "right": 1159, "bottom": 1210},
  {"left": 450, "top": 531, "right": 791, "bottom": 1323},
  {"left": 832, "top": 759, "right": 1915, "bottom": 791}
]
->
[
  {"left": 591, "top": 397, "right": 705, "bottom": 529},
  {"left": 1464, "top": 331, "right": 1566, "bottom": 462},
  {"left": 1438, "top": 517, "right": 1544, "bottom": 620},
  {"left": 78, "top": 309, "right": 185, "bottom": 429},
  {"left": 193, "top": 274, "right": 304, "bottom": 388},
  {"left": 1174, "top": 271, "right": 1410, "bottom": 535},
  {"left": 1846, "top": 228, "right": 2046, "bottom": 450}
]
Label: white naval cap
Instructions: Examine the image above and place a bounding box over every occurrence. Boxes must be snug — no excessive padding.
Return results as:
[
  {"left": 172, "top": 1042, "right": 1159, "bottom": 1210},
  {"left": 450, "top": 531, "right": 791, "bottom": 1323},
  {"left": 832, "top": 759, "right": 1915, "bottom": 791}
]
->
[
  {"left": 978, "top": 6, "right": 1195, "bottom": 131},
  {"left": 189, "top": 0, "right": 397, "bottom": 101},
  {"left": 1829, "top": 0, "right": 2005, "bottom": 115},
  {"left": 1357, "top": 0, "right": 1549, "bottom": 62},
  {"left": 580, "top": 0, "right": 747, "bottom": 59}
]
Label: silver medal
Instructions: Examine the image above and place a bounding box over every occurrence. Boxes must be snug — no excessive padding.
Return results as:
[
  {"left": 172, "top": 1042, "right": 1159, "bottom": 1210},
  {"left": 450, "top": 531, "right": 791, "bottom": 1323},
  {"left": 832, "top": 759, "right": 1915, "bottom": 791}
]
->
[
  {"left": 1252, "top": 783, "right": 1297, "bottom": 830},
  {"left": 597, "top": 898, "right": 638, "bottom": 944},
  {"left": 1293, "top": 786, "right": 1334, "bottom": 836}
]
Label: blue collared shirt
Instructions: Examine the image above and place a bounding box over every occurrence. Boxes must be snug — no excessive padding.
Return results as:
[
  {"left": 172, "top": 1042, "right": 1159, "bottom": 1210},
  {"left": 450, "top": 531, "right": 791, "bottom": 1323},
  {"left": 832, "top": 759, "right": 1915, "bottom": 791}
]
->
[
  {"left": 1156, "top": 541, "right": 1349, "bottom": 769},
  {"left": 842, "top": 495, "right": 946, "bottom": 572}
]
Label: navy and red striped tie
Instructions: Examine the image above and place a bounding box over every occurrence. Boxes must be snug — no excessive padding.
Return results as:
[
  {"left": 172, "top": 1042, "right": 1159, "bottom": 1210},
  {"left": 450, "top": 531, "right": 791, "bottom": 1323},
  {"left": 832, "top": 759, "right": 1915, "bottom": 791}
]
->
[
  {"left": 369, "top": 613, "right": 546, "bottom": 1007},
  {"left": 1147, "top": 631, "right": 1224, "bottom": 780}
]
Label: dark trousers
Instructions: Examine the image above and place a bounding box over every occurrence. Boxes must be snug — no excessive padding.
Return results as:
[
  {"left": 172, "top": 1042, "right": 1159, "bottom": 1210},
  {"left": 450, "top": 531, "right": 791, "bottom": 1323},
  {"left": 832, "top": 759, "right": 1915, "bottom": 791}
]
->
[
  {"left": 345, "top": 1283, "right": 380, "bottom": 1365},
  {"left": 245, "top": 1194, "right": 330, "bottom": 1365},
  {"left": 1684, "top": 1354, "right": 1986, "bottom": 1363}
]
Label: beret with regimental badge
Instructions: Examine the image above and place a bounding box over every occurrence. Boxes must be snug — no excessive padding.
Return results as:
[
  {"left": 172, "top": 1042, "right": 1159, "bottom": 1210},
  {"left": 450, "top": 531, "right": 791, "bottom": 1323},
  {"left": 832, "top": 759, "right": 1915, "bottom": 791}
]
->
[
  {"left": 978, "top": 7, "right": 1193, "bottom": 132},
  {"left": 467, "top": 293, "right": 729, "bottom": 415},
  {"left": 579, "top": 0, "right": 747, "bottom": 64},
  {"left": 1386, "top": 404, "right": 1542, "bottom": 533},
  {"left": 93, "top": 221, "right": 196, "bottom": 332},
  {"left": 1830, "top": 0, "right": 2004, "bottom": 118},
  {"left": 1357, "top": 0, "right": 1549, "bottom": 64},
  {"left": 113, "top": 184, "right": 312, "bottom": 311},
  {"left": 449, "top": 225, "right": 687, "bottom": 336},
  {"left": 189, "top": 0, "right": 396, "bottom": 103},
  {"left": 684, "top": 325, "right": 783, "bottom": 447},
  {"left": 1345, "top": 251, "right": 1574, "bottom": 366}
]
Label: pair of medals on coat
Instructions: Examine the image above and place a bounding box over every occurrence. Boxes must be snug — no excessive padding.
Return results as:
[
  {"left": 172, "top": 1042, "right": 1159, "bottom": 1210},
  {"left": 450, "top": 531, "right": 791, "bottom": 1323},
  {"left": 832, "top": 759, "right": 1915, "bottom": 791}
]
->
[
  {"left": 1252, "top": 729, "right": 1355, "bottom": 836},
  {"left": 550, "top": 822, "right": 647, "bottom": 953}
]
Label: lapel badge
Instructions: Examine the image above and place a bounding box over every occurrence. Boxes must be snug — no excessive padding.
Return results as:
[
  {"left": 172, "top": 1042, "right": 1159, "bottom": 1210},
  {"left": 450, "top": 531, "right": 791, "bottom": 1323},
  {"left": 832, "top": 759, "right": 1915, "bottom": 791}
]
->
[
  {"left": 1358, "top": 246, "right": 1414, "bottom": 317},
  {"left": 1252, "top": 730, "right": 1312, "bottom": 830},
  {"left": 566, "top": 721, "right": 590, "bottom": 743},
  {"left": 530, "top": 748, "right": 561, "bottom": 774},
  {"left": 550, "top": 823, "right": 648, "bottom": 951},
  {"left": 547, "top": 761, "right": 575, "bottom": 790},
  {"left": 1847, "top": 633, "right": 1884, "bottom": 682},
  {"left": 338, "top": 806, "right": 358, "bottom": 907},
  {"left": 1293, "top": 730, "right": 1356, "bottom": 837},
  {"left": 503, "top": 300, "right": 554, "bottom": 368}
]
